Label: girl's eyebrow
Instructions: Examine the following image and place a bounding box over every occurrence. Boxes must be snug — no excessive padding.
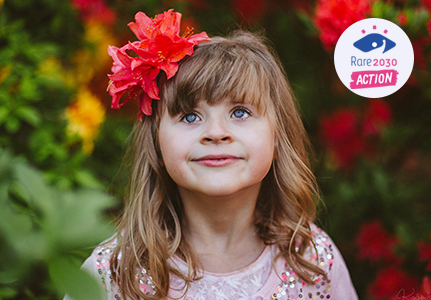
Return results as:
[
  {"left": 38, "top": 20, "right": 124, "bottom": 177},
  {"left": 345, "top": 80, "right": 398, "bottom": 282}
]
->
[{"left": 228, "top": 99, "right": 255, "bottom": 106}]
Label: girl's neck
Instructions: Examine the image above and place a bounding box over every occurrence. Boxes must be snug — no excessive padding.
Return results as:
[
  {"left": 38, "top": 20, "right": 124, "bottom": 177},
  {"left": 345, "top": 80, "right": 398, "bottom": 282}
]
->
[{"left": 178, "top": 183, "right": 266, "bottom": 273}]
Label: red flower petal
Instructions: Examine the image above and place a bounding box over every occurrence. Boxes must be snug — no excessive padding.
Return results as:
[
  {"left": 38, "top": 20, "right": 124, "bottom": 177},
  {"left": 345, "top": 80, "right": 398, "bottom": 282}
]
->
[
  {"left": 139, "top": 93, "right": 153, "bottom": 119},
  {"left": 156, "top": 9, "right": 181, "bottom": 35},
  {"left": 149, "top": 33, "right": 194, "bottom": 62},
  {"left": 187, "top": 31, "right": 211, "bottom": 45},
  {"left": 128, "top": 9, "right": 182, "bottom": 41},
  {"left": 128, "top": 11, "right": 154, "bottom": 41},
  {"left": 158, "top": 60, "right": 179, "bottom": 79}
]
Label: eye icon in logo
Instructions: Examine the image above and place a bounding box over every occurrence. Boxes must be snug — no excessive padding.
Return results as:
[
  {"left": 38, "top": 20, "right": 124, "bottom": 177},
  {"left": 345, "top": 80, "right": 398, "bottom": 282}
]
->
[{"left": 353, "top": 33, "right": 396, "bottom": 53}]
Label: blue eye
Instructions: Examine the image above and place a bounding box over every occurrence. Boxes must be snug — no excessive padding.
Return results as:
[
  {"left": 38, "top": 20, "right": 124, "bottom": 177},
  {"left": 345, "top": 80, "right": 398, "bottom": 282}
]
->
[
  {"left": 232, "top": 107, "right": 250, "bottom": 119},
  {"left": 182, "top": 113, "right": 200, "bottom": 123}
]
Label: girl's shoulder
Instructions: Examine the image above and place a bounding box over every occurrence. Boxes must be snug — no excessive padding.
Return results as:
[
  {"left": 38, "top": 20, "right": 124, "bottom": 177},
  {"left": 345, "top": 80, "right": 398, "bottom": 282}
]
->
[
  {"left": 289, "top": 223, "right": 358, "bottom": 299},
  {"left": 83, "top": 235, "right": 156, "bottom": 299},
  {"left": 302, "top": 223, "right": 336, "bottom": 279},
  {"left": 81, "top": 235, "right": 119, "bottom": 297},
  {"left": 264, "top": 223, "right": 358, "bottom": 300}
]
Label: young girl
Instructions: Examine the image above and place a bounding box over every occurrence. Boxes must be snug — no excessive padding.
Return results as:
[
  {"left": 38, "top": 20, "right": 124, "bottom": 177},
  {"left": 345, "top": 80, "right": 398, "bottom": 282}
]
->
[{"left": 71, "top": 10, "right": 358, "bottom": 300}]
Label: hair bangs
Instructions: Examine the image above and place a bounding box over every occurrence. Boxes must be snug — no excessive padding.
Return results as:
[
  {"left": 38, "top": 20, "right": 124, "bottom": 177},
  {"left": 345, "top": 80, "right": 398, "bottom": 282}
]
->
[{"left": 161, "top": 36, "right": 273, "bottom": 117}]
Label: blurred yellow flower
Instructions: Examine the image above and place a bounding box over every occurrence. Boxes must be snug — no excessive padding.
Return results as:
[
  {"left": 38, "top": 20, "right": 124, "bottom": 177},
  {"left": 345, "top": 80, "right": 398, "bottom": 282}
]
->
[
  {"left": 62, "top": 22, "right": 117, "bottom": 88},
  {"left": 66, "top": 50, "right": 95, "bottom": 88},
  {"left": 0, "top": 66, "right": 11, "bottom": 85},
  {"left": 66, "top": 88, "right": 106, "bottom": 154},
  {"left": 85, "top": 21, "right": 116, "bottom": 67},
  {"left": 37, "top": 57, "right": 66, "bottom": 84}
]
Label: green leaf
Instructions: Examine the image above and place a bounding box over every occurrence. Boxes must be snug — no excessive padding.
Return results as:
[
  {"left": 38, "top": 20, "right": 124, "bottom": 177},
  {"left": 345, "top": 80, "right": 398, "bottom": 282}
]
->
[
  {"left": 13, "top": 161, "right": 56, "bottom": 216},
  {"left": 297, "top": 12, "right": 319, "bottom": 36},
  {"left": 372, "top": 168, "right": 391, "bottom": 200},
  {"left": 15, "top": 106, "right": 41, "bottom": 126},
  {"left": 49, "top": 189, "right": 115, "bottom": 249},
  {"left": 395, "top": 222, "right": 414, "bottom": 247},
  {"left": 75, "top": 170, "right": 104, "bottom": 189},
  {"left": 0, "top": 286, "right": 17, "bottom": 298},
  {"left": 0, "top": 192, "right": 34, "bottom": 251},
  {"left": 5, "top": 116, "right": 20, "bottom": 133},
  {"left": 0, "top": 106, "right": 9, "bottom": 125},
  {"left": 19, "top": 76, "right": 40, "bottom": 101},
  {"left": 25, "top": 43, "right": 57, "bottom": 63},
  {"left": 49, "top": 256, "right": 104, "bottom": 300},
  {"left": 0, "top": 150, "right": 13, "bottom": 180},
  {"left": 0, "top": 49, "right": 15, "bottom": 65},
  {"left": 8, "top": 181, "right": 31, "bottom": 205}
]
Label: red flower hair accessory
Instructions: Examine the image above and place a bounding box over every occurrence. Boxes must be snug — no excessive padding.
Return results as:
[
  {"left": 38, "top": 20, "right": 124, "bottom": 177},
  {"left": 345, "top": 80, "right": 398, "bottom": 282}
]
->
[{"left": 107, "top": 9, "right": 210, "bottom": 120}]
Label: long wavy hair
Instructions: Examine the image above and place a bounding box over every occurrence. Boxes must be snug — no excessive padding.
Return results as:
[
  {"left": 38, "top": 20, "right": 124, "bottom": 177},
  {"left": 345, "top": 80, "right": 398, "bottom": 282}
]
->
[{"left": 110, "top": 30, "right": 325, "bottom": 300}]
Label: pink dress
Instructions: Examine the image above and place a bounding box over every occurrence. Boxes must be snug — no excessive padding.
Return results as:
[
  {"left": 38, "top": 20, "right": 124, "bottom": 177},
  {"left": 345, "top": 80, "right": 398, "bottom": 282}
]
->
[{"left": 66, "top": 224, "right": 358, "bottom": 300}]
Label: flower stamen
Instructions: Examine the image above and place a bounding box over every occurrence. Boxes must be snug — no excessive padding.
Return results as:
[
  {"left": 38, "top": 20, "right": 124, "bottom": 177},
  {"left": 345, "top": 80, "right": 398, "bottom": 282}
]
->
[
  {"left": 157, "top": 50, "right": 166, "bottom": 60},
  {"left": 182, "top": 27, "right": 195, "bottom": 38}
]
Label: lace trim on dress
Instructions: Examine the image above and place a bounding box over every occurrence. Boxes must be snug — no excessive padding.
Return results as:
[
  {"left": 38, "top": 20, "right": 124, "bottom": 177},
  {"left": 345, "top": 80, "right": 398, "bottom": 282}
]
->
[{"left": 169, "top": 246, "right": 273, "bottom": 300}]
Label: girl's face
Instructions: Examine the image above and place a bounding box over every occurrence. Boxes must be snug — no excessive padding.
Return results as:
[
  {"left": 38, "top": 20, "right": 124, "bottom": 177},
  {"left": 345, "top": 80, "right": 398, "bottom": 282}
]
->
[{"left": 159, "top": 99, "right": 275, "bottom": 198}]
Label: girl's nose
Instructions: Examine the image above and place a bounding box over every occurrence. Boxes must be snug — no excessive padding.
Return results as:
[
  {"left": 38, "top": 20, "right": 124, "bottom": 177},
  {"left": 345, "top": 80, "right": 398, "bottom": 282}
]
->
[{"left": 200, "top": 118, "right": 233, "bottom": 144}]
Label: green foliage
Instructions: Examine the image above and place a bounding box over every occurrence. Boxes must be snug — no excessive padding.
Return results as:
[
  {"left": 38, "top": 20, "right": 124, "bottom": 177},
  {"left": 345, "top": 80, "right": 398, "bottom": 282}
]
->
[
  {"left": 0, "top": 151, "right": 115, "bottom": 299},
  {"left": 0, "top": 1, "right": 122, "bottom": 298}
]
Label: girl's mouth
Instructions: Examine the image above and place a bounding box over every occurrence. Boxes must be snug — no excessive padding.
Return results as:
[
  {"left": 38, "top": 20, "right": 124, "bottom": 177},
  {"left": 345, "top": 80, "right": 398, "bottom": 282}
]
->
[{"left": 192, "top": 154, "right": 242, "bottom": 167}]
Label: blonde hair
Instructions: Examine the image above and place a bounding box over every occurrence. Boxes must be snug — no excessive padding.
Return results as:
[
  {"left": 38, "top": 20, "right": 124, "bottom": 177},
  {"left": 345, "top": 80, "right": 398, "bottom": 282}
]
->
[{"left": 110, "top": 30, "right": 325, "bottom": 300}]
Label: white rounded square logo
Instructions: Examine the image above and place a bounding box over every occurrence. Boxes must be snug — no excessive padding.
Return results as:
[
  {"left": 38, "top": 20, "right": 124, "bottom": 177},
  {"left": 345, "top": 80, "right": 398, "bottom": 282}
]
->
[{"left": 334, "top": 18, "right": 414, "bottom": 98}]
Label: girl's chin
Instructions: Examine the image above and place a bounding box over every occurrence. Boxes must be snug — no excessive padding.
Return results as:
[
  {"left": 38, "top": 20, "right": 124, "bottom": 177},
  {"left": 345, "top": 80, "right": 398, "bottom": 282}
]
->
[{"left": 177, "top": 180, "right": 262, "bottom": 199}]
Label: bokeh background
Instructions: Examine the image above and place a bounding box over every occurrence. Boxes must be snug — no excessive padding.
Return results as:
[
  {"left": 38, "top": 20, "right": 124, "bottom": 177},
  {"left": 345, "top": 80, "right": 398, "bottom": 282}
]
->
[{"left": 0, "top": 0, "right": 430, "bottom": 299}]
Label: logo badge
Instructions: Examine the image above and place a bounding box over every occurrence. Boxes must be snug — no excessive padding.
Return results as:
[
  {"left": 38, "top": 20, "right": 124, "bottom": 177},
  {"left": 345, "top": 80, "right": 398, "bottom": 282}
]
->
[{"left": 334, "top": 18, "right": 414, "bottom": 98}]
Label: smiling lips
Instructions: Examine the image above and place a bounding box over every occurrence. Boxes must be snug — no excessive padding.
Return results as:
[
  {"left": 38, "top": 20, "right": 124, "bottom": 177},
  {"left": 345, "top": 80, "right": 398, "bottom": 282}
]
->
[{"left": 192, "top": 154, "right": 242, "bottom": 167}]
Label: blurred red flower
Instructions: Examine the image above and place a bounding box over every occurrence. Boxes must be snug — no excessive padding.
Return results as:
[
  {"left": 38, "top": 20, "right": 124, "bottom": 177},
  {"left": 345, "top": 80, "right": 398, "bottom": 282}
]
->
[
  {"left": 369, "top": 267, "right": 419, "bottom": 300},
  {"left": 363, "top": 99, "right": 392, "bottom": 137},
  {"left": 314, "top": 0, "right": 372, "bottom": 50},
  {"left": 71, "top": 0, "right": 116, "bottom": 25},
  {"left": 232, "top": 0, "right": 266, "bottom": 23},
  {"left": 418, "top": 233, "right": 431, "bottom": 271},
  {"left": 356, "top": 221, "right": 399, "bottom": 262},
  {"left": 319, "top": 108, "right": 365, "bottom": 170},
  {"left": 397, "top": 11, "right": 408, "bottom": 26},
  {"left": 319, "top": 99, "right": 392, "bottom": 170},
  {"left": 388, "top": 276, "right": 431, "bottom": 300},
  {"left": 412, "top": 38, "right": 429, "bottom": 73},
  {"left": 420, "top": 276, "right": 431, "bottom": 297},
  {"left": 422, "top": 0, "right": 431, "bottom": 11}
]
